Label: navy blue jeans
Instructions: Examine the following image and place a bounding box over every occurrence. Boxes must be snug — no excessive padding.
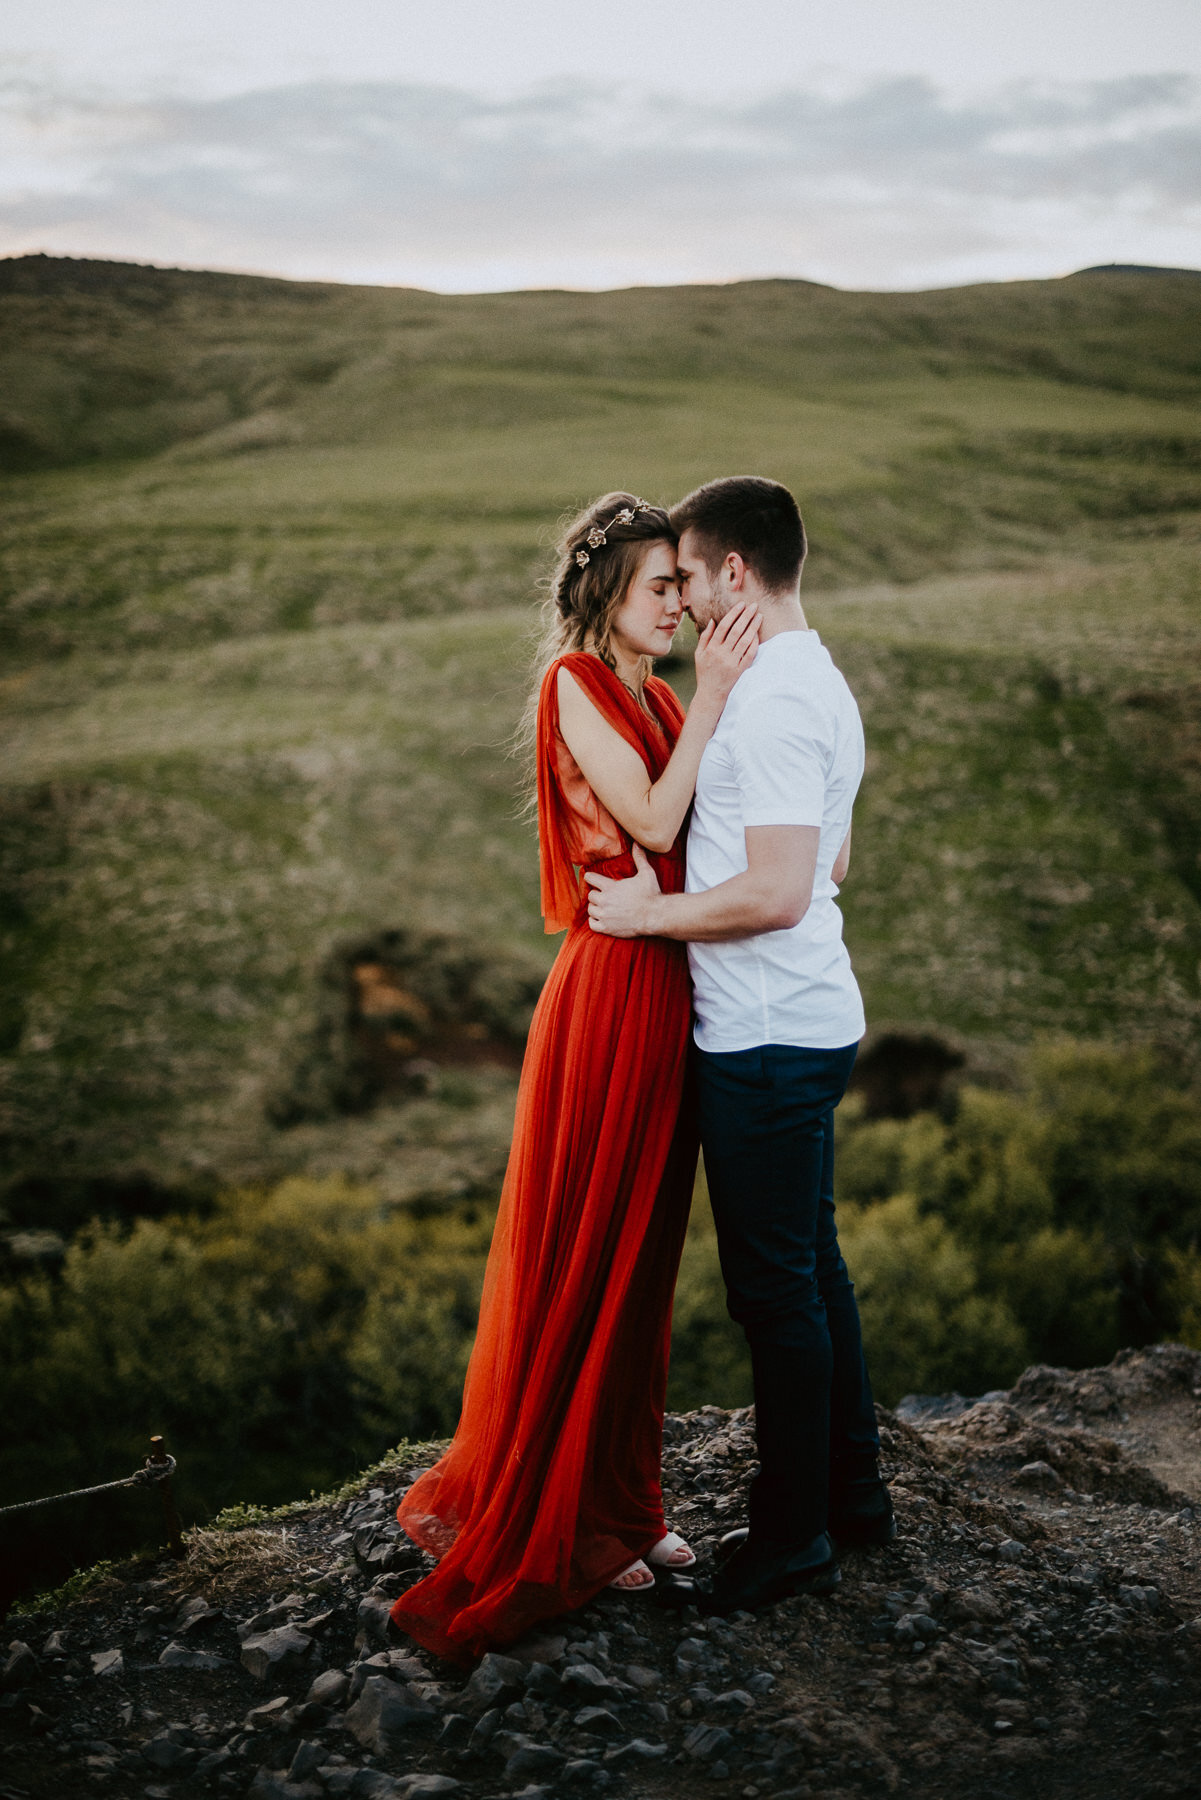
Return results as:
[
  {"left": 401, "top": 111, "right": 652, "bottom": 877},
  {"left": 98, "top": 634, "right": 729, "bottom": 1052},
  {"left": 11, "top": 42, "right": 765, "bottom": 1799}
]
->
[{"left": 695, "top": 1041, "right": 880, "bottom": 1544}]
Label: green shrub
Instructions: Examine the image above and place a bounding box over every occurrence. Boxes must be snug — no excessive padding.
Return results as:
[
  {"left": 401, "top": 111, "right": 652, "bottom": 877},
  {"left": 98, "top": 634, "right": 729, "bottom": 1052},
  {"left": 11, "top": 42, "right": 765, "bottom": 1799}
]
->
[
  {"left": 838, "top": 1193, "right": 1029, "bottom": 1403},
  {"left": 0, "top": 1176, "right": 489, "bottom": 1598}
]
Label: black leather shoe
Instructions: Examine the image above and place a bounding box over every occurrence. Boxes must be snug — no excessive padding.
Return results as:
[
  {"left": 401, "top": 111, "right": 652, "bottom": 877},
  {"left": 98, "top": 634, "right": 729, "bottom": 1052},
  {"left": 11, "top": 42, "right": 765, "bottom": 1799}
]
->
[
  {"left": 650, "top": 1569, "right": 700, "bottom": 1610},
  {"left": 716, "top": 1525, "right": 749, "bottom": 1563},
  {"left": 697, "top": 1531, "right": 840, "bottom": 1615},
  {"left": 717, "top": 1483, "right": 896, "bottom": 1560}
]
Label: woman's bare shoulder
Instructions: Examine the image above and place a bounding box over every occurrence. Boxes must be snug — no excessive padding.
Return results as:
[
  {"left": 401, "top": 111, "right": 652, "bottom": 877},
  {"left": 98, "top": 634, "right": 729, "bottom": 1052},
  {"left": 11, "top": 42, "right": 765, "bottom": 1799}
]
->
[{"left": 555, "top": 653, "right": 614, "bottom": 702}]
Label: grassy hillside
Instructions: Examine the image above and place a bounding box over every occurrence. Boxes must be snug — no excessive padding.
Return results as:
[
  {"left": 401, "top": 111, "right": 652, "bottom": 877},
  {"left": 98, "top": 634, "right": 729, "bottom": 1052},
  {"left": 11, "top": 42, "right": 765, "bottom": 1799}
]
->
[
  {"left": 1, "top": 256, "right": 1200, "bottom": 1226},
  {"left": 3, "top": 256, "right": 1201, "bottom": 667}
]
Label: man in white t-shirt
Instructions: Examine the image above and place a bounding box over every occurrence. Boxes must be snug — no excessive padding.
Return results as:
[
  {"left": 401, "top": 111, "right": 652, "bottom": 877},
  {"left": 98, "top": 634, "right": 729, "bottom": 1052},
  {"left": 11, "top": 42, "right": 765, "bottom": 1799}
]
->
[{"left": 586, "top": 476, "right": 891, "bottom": 1615}]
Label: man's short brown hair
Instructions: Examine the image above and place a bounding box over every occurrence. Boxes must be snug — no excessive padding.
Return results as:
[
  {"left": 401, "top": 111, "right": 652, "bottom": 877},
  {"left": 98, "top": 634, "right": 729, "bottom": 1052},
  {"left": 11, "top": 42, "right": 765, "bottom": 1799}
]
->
[{"left": 670, "top": 476, "right": 806, "bottom": 594}]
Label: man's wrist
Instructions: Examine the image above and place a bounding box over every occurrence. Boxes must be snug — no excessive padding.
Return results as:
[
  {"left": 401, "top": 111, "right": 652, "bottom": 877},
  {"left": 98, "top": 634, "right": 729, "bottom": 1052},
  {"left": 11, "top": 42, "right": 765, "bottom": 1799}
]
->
[{"left": 640, "top": 890, "right": 670, "bottom": 936}]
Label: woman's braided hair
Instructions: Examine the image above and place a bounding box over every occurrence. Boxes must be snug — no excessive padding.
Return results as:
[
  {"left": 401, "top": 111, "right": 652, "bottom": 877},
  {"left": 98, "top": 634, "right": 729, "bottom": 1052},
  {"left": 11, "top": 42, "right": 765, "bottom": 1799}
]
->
[{"left": 515, "top": 491, "right": 676, "bottom": 793}]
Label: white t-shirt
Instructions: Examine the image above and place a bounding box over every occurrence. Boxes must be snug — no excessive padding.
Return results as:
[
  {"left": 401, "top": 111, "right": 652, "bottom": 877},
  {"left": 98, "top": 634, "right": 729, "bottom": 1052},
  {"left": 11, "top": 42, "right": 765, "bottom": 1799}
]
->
[{"left": 686, "top": 628, "right": 866, "bottom": 1053}]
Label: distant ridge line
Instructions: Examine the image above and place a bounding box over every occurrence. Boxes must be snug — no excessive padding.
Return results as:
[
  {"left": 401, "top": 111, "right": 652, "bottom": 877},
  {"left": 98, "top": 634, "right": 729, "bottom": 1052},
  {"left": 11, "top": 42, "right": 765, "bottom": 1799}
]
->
[
  {"left": 2, "top": 250, "right": 1200, "bottom": 299},
  {"left": 1072, "top": 263, "right": 1201, "bottom": 279}
]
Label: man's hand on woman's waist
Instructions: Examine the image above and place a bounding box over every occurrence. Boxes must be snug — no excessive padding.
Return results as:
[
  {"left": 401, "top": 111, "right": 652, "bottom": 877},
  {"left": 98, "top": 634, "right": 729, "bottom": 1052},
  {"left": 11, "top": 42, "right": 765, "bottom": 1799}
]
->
[{"left": 586, "top": 827, "right": 819, "bottom": 942}]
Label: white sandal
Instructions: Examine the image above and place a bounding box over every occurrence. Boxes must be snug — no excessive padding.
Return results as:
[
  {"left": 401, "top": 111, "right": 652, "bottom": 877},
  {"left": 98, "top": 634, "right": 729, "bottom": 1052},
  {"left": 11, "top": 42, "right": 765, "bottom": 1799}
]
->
[
  {"left": 647, "top": 1530, "right": 697, "bottom": 1571},
  {"left": 608, "top": 1558, "right": 655, "bottom": 1590}
]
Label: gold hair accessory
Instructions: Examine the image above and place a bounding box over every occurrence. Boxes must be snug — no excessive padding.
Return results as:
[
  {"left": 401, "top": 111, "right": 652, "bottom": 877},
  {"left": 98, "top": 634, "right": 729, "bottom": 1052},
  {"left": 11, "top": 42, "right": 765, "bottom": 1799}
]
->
[{"left": 573, "top": 499, "right": 651, "bottom": 568}]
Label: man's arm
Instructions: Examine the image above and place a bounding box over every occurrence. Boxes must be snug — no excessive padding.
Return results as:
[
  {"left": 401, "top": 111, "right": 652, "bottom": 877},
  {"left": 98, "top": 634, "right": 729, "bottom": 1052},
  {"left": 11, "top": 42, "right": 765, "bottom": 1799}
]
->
[
  {"left": 585, "top": 825, "right": 819, "bottom": 941},
  {"left": 831, "top": 825, "right": 851, "bottom": 885}
]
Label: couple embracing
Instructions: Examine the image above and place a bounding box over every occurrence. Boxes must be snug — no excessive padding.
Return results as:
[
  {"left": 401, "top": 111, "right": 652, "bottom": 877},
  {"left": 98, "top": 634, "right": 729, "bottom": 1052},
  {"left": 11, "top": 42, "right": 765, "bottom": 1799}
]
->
[{"left": 392, "top": 477, "right": 892, "bottom": 1664}]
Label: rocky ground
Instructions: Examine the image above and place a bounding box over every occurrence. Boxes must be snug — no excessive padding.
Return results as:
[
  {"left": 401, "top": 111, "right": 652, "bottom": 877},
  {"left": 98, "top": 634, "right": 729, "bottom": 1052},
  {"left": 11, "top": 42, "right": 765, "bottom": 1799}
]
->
[{"left": 3, "top": 1345, "right": 1200, "bottom": 1800}]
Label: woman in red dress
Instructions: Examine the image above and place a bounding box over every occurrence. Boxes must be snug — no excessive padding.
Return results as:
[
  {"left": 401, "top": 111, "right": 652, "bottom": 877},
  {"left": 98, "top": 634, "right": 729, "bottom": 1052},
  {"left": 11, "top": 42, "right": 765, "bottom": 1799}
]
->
[{"left": 391, "top": 494, "right": 758, "bottom": 1662}]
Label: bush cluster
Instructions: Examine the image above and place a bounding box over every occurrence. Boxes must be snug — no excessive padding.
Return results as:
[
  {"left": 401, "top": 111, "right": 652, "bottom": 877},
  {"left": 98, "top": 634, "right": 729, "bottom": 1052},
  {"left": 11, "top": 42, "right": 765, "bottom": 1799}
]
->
[
  {"left": 670, "top": 1041, "right": 1201, "bottom": 1410},
  {"left": 0, "top": 1179, "right": 490, "bottom": 1600}
]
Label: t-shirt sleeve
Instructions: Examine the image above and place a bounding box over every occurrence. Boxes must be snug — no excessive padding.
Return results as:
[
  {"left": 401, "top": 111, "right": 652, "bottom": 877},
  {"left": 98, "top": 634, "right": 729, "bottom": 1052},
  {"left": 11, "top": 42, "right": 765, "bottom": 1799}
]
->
[{"left": 730, "top": 689, "right": 828, "bottom": 828}]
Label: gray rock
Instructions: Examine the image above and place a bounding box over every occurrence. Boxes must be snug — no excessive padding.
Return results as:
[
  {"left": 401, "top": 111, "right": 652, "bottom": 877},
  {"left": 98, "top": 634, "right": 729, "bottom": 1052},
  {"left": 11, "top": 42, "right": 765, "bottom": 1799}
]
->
[
  {"left": 174, "top": 1594, "right": 208, "bottom": 1621},
  {"left": 603, "top": 1737, "right": 668, "bottom": 1766},
  {"left": 388, "top": 1652, "right": 429, "bottom": 1680},
  {"left": 40, "top": 1632, "right": 68, "bottom": 1659},
  {"left": 987, "top": 1658, "right": 1026, "bottom": 1697},
  {"left": 712, "top": 1688, "right": 755, "bottom": 1713},
  {"left": 90, "top": 1648, "right": 124, "bottom": 1678},
  {"left": 436, "top": 1711, "right": 472, "bottom": 1746},
  {"left": 458, "top": 1650, "right": 527, "bottom": 1717},
  {"left": 745, "top": 1671, "right": 776, "bottom": 1695},
  {"left": 946, "top": 1587, "right": 1006, "bottom": 1626},
  {"left": 305, "top": 1667, "right": 350, "bottom": 1708},
  {"left": 560, "top": 1661, "right": 617, "bottom": 1698},
  {"left": 1014, "top": 1460, "right": 1063, "bottom": 1491},
  {"left": 684, "top": 1723, "right": 735, "bottom": 1760},
  {"left": 523, "top": 1661, "right": 563, "bottom": 1701},
  {"left": 573, "top": 1706, "right": 624, "bottom": 1735},
  {"left": 196, "top": 1747, "right": 233, "bottom": 1777},
  {"left": 412, "top": 1679, "right": 452, "bottom": 1711},
  {"left": 355, "top": 1522, "right": 425, "bottom": 1579},
  {"left": 245, "top": 1695, "right": 293, "bottom": 1730},
  {"left": 295, "top": 1607, "right": 338, "bottom": 1636},
  {"left": 289, "top": 1740, "right": 326, "bottom": 1781},
  {"left": 674, "top": 1638, "right": 715, "bottom": 1679},
  {"left": 895, "top": 1613, "right": 941, "bottom": 1643},
  {"left": 467, "top": 1705, "right": 502, "bottom": 1754},
  {"left": 317, "top": 1770, "right": 354, "bottom": 1798},
  {"left": 623, "top": 1663, "right": 661, "bottom": 1691},
  {"left": 996, "top": 1539, "right": 1027, "bottom": 1564},
  {"left": 343, "top": 1673, "right": 435, "bottom": 1755},
  {"left": 349, "top": 1652, "right": 392, "bottom": 1702},
  {"left": 240, "top": 1625, "right": 317, "bottom": 1683},
  {"left": 142, "top": 1732, "right": 196, "bottom": 1771},
  {"left": 239, "top": 1601, "right": 303, "bottom": 1641},
  {"left": 354, "top": 1592, "right": 394, "bottom": 1651},
  {"left": 248, "top": 1772, "right": 323, "bottom": 1800},
  {"left": 2, "top": 1642, "right": 38, "bottom": 1690},
  {"left": 157, "top": 1640, "right": 227, "bottom": 1669},
  {"left": 394, "top": 1778, "right": 464, "bottom": 1800},
  {"left": 505, "top": 1744, "right": 566, "bottom": 1780},
  {"left": 346, "top": 1774, "right": 400, "bottom": 1800},
  {"left": 561, "top": 1760, "right": 603, "bottom": 1785}
]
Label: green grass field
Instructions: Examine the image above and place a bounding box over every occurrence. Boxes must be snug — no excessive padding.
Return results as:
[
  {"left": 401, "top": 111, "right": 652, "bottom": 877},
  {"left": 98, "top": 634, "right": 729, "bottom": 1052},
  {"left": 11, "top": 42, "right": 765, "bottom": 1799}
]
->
[{"left": 1, "top": 256, "right": 1200, "bottom": 1222}]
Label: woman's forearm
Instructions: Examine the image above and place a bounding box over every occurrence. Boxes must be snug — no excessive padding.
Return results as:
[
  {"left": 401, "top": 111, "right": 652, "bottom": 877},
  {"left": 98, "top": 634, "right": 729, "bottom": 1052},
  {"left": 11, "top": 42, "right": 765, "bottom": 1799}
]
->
[
  {"left": 629, "top": 694, "right": 725, "bottom": 852},
  {"left": 557, "top": 666, "right": 724, "bottom": 855}
]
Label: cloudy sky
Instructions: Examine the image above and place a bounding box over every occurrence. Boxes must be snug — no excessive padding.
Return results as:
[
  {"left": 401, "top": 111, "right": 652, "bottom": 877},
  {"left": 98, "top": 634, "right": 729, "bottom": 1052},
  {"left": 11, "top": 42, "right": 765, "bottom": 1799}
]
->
[{"left": 2, "top": 0, "right": 1199, "bottom": 291}]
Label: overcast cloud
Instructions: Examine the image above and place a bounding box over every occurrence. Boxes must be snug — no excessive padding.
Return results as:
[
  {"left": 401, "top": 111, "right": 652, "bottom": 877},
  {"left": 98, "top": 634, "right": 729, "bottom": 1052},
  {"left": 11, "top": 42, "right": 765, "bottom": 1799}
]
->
[{"left": 1, "top": 70, "right": 1198, "bottom": 290}]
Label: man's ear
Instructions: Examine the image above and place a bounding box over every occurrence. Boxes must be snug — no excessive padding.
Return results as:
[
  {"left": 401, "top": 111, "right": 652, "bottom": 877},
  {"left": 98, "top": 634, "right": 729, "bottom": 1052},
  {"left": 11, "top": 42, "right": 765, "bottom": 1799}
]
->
[{"left": 726, "top": 552, "right": 748, "bottom": 592}]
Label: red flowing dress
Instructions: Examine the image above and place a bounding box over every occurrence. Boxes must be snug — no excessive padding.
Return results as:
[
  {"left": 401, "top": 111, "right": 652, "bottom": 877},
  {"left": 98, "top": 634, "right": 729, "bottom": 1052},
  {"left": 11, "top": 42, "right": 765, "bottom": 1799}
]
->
[{"left": 390, "top": 653, "right": 698, "bottom": 1662}]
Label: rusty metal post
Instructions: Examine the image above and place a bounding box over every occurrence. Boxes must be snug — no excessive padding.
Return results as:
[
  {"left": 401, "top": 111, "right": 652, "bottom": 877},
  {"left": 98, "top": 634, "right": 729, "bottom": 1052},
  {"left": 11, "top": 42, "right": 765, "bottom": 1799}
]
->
[{"left": 149, "top": 1435, "right": 185, "bottom": 1560}]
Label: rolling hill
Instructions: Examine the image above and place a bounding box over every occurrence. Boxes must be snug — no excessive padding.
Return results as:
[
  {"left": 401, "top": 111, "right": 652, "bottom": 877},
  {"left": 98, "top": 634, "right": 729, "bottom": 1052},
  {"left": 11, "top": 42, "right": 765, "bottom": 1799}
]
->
[{"left": 1, "top": 255, "right": 1200, "bottom": 1228}]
